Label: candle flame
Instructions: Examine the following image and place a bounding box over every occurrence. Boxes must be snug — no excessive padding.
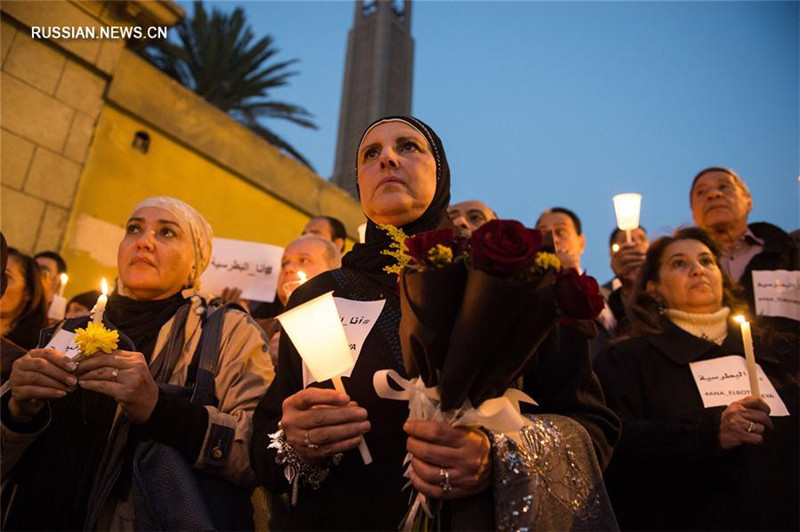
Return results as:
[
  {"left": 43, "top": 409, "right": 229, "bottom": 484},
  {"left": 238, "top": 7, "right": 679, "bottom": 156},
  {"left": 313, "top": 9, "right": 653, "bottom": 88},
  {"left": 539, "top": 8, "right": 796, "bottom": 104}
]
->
[
  {"left": 611, "top": 243, "right": 620, "bottom": 253},
  {"left": 733, "top": 315, "right": 747, "bottom": 324},
  {"left": 60, "top": 273, "right": 69, "bottom": 285},
  {"left": 298, "top": 271, "right": 308, "bottom": 284},
  {"left": 101, "top": 278, "right": 109, "bottom": 296}
]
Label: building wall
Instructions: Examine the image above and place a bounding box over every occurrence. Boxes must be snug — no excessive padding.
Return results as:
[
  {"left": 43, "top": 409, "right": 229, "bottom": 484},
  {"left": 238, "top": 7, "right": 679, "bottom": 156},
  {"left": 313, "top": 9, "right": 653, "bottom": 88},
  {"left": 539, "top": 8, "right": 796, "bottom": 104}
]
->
[
  {"left": 1, "top": 1, "right": 363, "bottom": 298},
  {"left": 0, "top": 0, "right": 124, "bottom": 254},
  {"left": 63, "top": 105, "right": 319, "bottom": 296}
]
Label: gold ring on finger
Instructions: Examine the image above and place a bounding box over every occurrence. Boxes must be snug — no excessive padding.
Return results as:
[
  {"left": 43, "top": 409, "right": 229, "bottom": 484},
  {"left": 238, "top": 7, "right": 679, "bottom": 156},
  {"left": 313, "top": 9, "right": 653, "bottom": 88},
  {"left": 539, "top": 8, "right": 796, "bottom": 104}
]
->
[
  {"left": 111, "top": 368, "right": 119, "bottom": 381},
  {"left": 746, "top": 421, "right": 756, "bottom": 433},
  {"left": 304, "top": 431, "right": 320, "bottom": 449},
  {"left": 439, "top": 467, "right": 452, "bottom": 493}
]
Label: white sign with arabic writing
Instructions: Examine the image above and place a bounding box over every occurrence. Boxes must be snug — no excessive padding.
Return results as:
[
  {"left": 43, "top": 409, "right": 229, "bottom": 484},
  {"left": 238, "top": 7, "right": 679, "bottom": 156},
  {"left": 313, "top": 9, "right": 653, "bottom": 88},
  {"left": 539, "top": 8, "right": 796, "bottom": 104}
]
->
[
  {"left": 689, "top": 355, "right": 789, "bottom": 416},
  {"left": 44, "top": 329, "right": 82, "bottom": 359},
  {"left": 753, "top": 270, "right": 800, "bottom": 322},
  {"left": 303, "top": 297, "right": 386, "bottom": 388},
  {"left": 200, "top": 237, "right": 284, "bottom": 302}
]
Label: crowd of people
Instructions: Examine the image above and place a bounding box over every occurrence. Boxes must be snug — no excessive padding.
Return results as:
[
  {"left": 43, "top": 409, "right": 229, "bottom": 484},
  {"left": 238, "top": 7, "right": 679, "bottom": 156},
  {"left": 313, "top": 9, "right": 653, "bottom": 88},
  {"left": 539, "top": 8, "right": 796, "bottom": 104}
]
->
[{"left": 0, "top": 115, "right": 797, "bottom": 531}]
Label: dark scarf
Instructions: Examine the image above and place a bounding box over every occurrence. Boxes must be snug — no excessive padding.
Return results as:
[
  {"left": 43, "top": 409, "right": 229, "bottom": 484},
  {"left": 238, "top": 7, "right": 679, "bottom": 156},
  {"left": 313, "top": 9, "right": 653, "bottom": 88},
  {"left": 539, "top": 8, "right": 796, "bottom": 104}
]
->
[
  {"left": 341, "top": 115, "right": 454, "bottom": 292},
  {"left": 5, "top": 291, "right": 191, "bottom": 530},
  {"left": 105, "top": 290, "right": 188, "bottom": 360}
]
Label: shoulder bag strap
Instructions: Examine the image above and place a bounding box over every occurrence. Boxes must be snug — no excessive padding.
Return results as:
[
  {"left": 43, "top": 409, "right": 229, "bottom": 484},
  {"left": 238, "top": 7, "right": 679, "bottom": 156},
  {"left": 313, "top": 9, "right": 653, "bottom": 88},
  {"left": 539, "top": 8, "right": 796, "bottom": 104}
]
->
[{"left": 190, "top": 302, "right": 245, "bottom": 406}]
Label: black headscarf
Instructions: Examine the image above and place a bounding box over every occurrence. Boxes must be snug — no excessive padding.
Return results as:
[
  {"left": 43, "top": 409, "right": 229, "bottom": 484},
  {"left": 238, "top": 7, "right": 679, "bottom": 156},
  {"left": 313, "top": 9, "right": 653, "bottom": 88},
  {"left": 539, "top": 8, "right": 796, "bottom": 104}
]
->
[
  {"left": 105, "top": 290, "right": 188, "bottom": 360},
  {"left": 342, "top": 116, "right": 453, "bottom": 291}
]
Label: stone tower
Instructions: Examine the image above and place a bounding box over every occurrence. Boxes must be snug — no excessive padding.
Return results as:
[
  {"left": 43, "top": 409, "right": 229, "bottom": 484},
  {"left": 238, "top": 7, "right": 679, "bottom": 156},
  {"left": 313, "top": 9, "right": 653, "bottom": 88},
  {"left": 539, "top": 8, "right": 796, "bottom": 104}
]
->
[{"left": 331, "top": 0, "right": 414, "bottom": 198}]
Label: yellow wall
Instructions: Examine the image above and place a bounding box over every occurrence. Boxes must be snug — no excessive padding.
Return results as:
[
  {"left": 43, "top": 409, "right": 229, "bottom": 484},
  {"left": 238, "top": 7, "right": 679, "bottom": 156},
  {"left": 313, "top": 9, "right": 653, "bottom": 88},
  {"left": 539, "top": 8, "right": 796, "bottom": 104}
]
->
[{"left": 61, "top": 105, "right": 316, "bottom": 297}]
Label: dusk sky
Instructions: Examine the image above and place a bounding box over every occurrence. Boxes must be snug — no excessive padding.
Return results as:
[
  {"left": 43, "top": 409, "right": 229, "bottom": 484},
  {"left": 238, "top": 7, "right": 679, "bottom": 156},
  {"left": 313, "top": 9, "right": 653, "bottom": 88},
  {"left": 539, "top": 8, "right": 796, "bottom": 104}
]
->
[{"left": 184, "top": 1, "right": 799, "bottom": 282}]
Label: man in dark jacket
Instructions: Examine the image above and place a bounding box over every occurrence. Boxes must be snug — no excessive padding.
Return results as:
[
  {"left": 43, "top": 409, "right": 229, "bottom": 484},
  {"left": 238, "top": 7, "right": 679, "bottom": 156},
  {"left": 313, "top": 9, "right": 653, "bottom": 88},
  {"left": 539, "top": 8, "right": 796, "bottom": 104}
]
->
[{"left": 690, "top": 167, "right": 800, "bottom": 319}]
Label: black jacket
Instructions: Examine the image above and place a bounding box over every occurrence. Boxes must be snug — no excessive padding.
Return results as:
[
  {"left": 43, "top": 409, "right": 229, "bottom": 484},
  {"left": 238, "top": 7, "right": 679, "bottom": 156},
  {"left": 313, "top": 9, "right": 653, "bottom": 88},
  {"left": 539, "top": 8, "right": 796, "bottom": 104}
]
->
[
  {"left": 742, "top": 222, "right": 799, "bottom": 310},
  {"left": 251, "top": 267, "right": 620, "bottom": 530},
  {"left": 595, "top": 321, "right": 799, "bottom": 531}
]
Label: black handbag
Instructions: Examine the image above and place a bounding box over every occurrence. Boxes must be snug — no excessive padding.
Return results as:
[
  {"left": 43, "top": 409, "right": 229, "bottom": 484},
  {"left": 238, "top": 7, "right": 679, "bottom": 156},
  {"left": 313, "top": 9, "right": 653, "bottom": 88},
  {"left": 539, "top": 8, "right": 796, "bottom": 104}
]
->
[{"left": 131, "top": 303, "right": 254, "bottom": 531}]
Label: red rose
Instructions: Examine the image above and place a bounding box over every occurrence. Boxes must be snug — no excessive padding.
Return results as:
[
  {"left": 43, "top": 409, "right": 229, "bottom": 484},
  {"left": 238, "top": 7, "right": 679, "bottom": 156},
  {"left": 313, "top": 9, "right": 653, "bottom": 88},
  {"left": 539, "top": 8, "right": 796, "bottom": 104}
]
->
[
  {"left": 405, "top": 228, "right": 457, "bottom": 267},
  {"left": 555, "top": 268, "right": 605, "bottom": 319},
  {"left": 470, "top": 219, "right": 543, "bottom": 275}
]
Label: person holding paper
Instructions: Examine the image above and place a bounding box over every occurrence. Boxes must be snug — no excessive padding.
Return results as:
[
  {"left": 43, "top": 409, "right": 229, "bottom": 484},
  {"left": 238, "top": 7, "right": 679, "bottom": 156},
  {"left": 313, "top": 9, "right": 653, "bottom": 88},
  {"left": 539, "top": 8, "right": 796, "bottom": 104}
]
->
[
  {"left": 251, "top": 116, "right": 619, "bottom": 530},
  {"left": 1, "top": 197, "right": 274, "bottom": 530},
  {"left": 595, "top": 227, "right": 799, "bottom": 531},
  {"left": 690, "top": 167, "right": 799, "bottom": 320}
]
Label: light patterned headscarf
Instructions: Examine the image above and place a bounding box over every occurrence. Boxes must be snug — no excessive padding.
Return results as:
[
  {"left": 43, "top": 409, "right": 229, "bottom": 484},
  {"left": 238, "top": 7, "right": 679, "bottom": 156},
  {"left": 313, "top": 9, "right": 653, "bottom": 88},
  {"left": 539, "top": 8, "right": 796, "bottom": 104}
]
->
[{"left": 129, "top": 197, "right": 213, "bottom": 288}]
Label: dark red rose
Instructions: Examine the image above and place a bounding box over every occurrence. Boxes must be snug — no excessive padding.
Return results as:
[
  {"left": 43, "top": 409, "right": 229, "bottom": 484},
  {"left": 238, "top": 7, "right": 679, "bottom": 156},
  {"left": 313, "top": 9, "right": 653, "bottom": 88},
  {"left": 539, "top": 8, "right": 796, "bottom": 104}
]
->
[
  {"left": 405, "top": 228, "right": 457, "bottom": 267},
  {"left": 555, "top": 268, "right": 605, "bottom": 319},
  {"left": 470, "top": 219, "right": 542, "bottom": 275}
]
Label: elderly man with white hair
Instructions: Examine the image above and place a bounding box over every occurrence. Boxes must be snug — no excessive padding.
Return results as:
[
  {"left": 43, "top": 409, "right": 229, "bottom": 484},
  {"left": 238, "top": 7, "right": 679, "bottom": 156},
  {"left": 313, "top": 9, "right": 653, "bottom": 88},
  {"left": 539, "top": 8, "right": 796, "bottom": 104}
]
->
[
  {"left": 265, "top": 235, "right": 342, "bottom": 368},
  {"left": 690, "top": 167, "right": 799, "bottom": 316}
]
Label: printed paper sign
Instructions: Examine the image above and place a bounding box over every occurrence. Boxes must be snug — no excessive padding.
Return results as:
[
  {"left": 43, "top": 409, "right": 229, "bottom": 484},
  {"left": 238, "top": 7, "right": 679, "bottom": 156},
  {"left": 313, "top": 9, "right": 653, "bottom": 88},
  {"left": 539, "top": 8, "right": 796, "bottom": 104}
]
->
[
  {"left": 44, "top": 329, "right": 82, "bottom": 360},
  {"left": 690, "top": 355, "right": 789, "bottom": 416},
  {"left": 753, "top": 270, "right": 800, "bottom": 322},
  {"left": 200, "top": 237, "right": 283, "bottom": 302},
  {"left": 303, "top": 298, "right": 386, "bottom": 388}
]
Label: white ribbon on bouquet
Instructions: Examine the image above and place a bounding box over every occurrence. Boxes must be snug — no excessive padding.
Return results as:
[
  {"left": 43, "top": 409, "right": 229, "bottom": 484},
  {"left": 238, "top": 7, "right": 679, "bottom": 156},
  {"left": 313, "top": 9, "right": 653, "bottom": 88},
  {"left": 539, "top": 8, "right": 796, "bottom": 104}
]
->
[{"left": 373, "top": 369, "right": 539, "bottom": 529}]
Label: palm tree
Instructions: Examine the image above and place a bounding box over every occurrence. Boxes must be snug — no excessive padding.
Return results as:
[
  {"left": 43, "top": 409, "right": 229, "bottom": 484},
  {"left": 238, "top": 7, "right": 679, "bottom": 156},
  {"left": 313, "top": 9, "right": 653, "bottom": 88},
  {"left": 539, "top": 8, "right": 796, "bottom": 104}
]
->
[{"left": 138, "top": 1, "right": 318, "bottom": 168}]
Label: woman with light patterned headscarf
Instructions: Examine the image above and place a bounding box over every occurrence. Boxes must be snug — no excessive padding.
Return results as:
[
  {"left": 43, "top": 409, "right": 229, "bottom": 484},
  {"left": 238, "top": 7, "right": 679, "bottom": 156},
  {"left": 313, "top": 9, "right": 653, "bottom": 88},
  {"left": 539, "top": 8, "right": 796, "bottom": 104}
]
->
[{"left": 2, "top": 197, "right": 274, "bottom": 530}]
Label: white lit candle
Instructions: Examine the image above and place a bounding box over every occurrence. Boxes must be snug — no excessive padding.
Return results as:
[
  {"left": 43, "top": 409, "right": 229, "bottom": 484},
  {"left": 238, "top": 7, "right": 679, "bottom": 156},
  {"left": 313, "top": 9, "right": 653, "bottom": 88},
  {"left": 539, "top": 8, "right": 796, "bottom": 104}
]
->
[
  {"left": 282, "top": 271, "right": 309, "bottom": 303},
  {"left": 58, "top": 273, "right": 68, "bottom": 298},
  {"left": 278, "top": 291, "right": 373, "bottom": 464},
  {"left": 612, "top": 193, "right": 642, "bottom": 243},
  {"left": 733, "top": 315, "right": 760, "bottom": 397},
  {"left": 92, "top": 278, "right": 109, "bottom": 324}
]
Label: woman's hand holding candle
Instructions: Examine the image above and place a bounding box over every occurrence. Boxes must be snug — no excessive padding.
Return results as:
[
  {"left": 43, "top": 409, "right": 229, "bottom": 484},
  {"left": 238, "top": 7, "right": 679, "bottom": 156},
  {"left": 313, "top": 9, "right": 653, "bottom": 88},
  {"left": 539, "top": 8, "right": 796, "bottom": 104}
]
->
[
  {"left": 7, "top": 348, "right": 78, "bottom": 422},
  {"left": 719, "top": 396, "right": 773, "bottom": 450},
  {"left": 279, "top": 387, "right": 371, "bottom": 464}
]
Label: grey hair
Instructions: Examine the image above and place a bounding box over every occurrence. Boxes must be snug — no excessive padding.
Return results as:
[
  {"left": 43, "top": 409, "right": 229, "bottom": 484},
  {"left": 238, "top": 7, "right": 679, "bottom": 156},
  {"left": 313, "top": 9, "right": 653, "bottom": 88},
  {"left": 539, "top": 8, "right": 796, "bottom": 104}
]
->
[
  {"left": 690, "top": 167, "right": 751, "bottom": 203},
  {"left": 287, "top": 234, "right": 342, "bottom": 269}
]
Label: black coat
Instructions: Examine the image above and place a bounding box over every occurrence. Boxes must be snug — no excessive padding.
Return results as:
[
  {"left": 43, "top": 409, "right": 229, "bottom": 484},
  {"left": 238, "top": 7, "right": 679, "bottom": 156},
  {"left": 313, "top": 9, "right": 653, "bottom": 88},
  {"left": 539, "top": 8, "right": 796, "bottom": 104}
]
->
[
  {"left": 742, "top": 223, "right": 800, "bottom": 340},
  {"left": 251, "top": 266, "right": 620, "bottom": 530},
  {"left": 595, "top": 321, "right": 799, "bottom": 531},
  {"left": 740, "top": 222, "right": 799, "bottom": 311}
]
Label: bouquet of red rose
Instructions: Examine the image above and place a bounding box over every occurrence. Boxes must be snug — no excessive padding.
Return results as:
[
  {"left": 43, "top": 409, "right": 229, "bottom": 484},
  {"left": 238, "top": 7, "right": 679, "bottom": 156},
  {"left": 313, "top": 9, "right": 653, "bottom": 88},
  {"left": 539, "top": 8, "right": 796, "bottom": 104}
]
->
[
  {"left": 374, "top": 219, "right": 604, "bottom": 531},
  {"left": 398, "top": 228, "right": 469, "bottom": 387},
  {"left": 439, "top": 220, "right": 604, "bottom": 409}
]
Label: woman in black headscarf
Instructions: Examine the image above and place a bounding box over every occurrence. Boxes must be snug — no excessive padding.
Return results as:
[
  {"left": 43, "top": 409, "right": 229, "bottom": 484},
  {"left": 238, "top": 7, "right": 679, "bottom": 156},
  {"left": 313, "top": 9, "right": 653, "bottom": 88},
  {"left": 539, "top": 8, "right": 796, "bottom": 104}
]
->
[
  {"left": 251, "top": 117, "right": 620, "bottom": 530},
  {"left": 252, "top": 116, "right": 492, "bottom": 529}
]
